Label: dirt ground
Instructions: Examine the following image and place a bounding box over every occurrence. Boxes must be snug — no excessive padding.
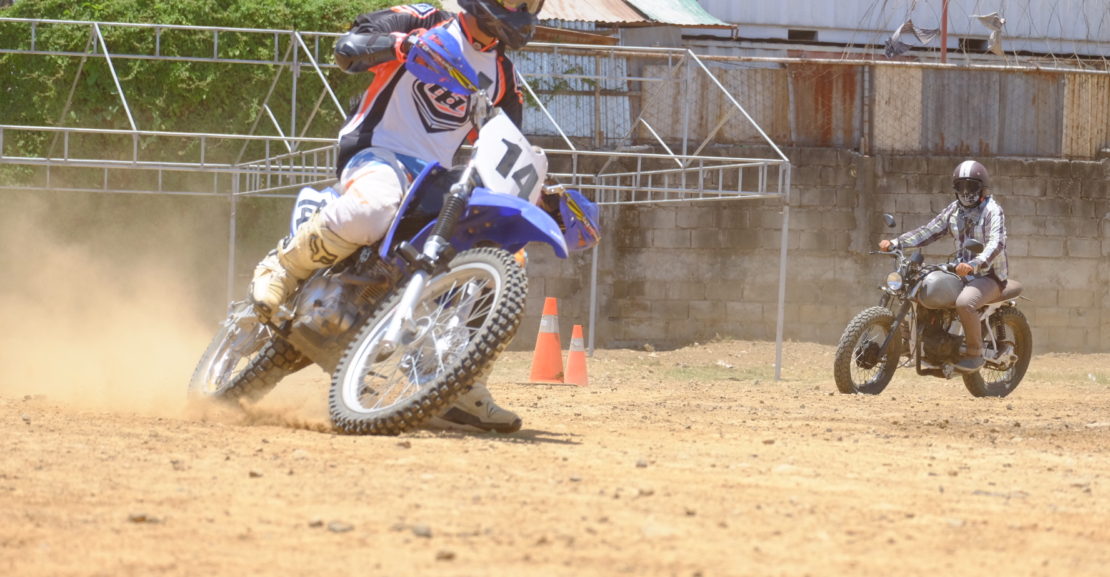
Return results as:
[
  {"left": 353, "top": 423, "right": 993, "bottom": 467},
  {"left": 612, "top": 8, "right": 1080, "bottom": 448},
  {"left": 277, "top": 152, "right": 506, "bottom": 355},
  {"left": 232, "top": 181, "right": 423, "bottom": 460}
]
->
[
  {"left": 1, "top": 198, "right": 1108, "bottom": 576},
  {"left": 3, "top": 334, "right": 1110, "bottom": 577}
]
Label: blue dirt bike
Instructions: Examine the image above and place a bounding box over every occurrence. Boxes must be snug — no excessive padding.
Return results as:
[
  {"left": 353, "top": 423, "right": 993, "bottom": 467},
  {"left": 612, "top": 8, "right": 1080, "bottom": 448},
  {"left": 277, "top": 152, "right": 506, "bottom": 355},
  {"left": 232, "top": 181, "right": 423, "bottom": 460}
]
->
[{"left": 188, "top": 28, "right": 600, "bottom": 434}]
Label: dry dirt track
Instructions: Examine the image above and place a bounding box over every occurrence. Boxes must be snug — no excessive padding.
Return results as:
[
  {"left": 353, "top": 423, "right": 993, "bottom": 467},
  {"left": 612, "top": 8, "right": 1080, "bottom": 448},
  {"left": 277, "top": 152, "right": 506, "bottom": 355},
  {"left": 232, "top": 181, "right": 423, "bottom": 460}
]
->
[{"left": 2, "top": 339, "right": 1109, "bottom": 577}]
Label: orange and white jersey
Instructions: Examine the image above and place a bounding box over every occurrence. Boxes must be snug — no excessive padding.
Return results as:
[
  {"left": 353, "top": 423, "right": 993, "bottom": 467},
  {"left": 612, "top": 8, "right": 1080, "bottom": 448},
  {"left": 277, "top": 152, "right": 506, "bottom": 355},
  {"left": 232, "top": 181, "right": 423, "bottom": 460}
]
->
[{"left": 336, "top": 5, "right": 522, "bottom": 175}]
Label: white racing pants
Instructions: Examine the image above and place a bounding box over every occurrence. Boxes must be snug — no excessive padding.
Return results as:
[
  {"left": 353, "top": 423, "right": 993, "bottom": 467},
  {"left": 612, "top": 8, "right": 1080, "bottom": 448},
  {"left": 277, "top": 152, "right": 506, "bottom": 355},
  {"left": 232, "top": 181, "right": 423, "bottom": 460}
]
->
[{"left": 322, "top": 147, "right": 426, "bottom": 246}]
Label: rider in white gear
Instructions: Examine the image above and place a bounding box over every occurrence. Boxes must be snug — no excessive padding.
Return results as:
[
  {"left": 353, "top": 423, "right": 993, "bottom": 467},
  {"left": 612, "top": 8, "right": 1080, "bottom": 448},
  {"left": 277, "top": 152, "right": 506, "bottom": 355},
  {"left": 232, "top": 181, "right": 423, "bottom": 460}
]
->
[{"left": 249, "top": 1, "right": 545, "bottom": 433}]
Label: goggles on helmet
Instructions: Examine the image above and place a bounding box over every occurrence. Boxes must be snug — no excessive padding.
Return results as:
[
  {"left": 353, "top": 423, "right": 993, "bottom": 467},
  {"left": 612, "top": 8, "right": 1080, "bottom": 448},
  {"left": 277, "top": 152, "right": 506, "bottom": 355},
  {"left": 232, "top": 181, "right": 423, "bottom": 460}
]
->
[
  {"left": 954, "top": 179, "right": 983, "bottom": 207},
  {"left": 953, "top": 179, "right": 982, "bottom": 195}
]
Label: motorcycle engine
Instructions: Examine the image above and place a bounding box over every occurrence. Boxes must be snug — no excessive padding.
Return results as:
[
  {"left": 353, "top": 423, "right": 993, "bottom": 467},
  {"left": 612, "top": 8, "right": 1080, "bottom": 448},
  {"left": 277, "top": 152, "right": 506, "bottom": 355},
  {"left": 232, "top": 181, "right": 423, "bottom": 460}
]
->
[
  {"left": 292, "top": 274, "right": 358, "bottom": 338},
  {"left": 919, "top": 308, "right": 963, "bottom": 364},
  {"left": 284, "top": 247, "right": 398, "bottom": 372}
]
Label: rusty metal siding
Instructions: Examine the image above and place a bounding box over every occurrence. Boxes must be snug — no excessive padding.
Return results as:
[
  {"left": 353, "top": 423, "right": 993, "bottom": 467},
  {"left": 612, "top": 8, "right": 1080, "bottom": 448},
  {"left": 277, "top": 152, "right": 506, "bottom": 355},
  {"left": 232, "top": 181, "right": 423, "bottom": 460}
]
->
[
  {"left": 921, "top": 69, "right": 1065, "bottom": 157},
  {"left": 786, "top": 63, "right": 862, "bottom": 148},
  {"left": 922, "top": 69, "right": 1002, "bottom": 156},
  {"left": 998, "top": 72, "right": 1064, "bottom": 157},
  {"left": 633, "top": 62, "right": 792, "bottom": 148},
  {"left": 515, "top": 43, "right": 1108, "bottom": 159},
  {"left": 715, "top": 65, "right": 792, "bottom": 145},
  {"left": 872, "top": 66, "right": 924, "bottom": 153},
  {"left": 1063, "top": 74, "right": 1110, "bottom": 158}
]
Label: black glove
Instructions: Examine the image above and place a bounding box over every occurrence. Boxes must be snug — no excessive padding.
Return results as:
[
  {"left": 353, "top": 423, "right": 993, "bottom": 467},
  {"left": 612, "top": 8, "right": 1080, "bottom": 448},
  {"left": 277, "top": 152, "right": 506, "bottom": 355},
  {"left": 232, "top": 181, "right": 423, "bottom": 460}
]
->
[{"left": 334, "top": 31, "right": 403, "bottom": 73}]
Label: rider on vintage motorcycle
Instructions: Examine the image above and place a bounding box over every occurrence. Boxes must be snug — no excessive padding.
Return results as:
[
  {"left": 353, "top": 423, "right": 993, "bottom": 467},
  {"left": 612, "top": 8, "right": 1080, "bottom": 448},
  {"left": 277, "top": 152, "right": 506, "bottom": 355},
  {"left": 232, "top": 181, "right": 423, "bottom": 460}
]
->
[
  {"left": 246, "top": 1, "right": 559, "bottom": 433},
  {"left": 878, "top": 160, "right": 1009, "bottom": 374}
]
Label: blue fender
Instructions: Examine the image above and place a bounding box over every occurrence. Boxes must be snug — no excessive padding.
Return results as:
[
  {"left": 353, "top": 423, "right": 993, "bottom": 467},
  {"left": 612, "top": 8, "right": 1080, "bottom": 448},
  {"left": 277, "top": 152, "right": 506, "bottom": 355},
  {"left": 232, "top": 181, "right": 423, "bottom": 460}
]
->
[{"left": 408, "top": 188, "right": 568, "bottom": 259}]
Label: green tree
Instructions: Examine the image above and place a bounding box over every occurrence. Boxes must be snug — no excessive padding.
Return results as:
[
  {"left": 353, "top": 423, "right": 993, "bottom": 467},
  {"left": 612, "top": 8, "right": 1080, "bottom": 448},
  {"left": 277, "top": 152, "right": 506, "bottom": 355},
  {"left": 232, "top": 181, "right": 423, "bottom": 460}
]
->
[{"left": 0, "top": 0, "right": 430, "bottom": 170}]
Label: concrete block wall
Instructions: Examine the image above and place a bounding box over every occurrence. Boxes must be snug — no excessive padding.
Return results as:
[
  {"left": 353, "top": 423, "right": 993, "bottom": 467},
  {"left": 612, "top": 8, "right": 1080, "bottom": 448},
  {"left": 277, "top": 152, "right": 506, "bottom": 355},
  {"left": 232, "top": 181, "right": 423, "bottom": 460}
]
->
[{"left": 519, "top": 150, "right": 1109, "bottom": 353}]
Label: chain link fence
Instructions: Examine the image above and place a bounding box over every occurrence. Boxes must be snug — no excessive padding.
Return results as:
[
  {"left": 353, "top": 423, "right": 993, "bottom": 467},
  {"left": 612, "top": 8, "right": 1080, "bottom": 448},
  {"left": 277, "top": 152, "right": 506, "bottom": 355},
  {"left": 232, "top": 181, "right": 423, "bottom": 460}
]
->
[{"left": 514, "top": 44, "right": 789, "bottom": 206}]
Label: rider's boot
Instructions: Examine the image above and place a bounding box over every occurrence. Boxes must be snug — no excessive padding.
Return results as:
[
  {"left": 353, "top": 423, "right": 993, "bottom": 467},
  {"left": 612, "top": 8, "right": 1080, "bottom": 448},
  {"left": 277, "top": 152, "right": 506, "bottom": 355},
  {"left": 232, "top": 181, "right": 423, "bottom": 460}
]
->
[
  {"left": 249, "top": 213, "right": 359, "bottom": 321},
  {"left": 955, "top": 348, "right": 985, "bottom": 373},
  {"left": 430, "top": 380, "right": 523, "bottom": 434}
]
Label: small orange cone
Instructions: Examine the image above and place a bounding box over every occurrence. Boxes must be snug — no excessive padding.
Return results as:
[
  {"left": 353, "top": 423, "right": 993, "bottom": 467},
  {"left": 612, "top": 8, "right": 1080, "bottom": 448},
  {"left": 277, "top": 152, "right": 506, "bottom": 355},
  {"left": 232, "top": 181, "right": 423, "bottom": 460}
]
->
[
  {"left": 529, "top": 297, "right": 564, "bottom": 383},
  {"left": 565, "top": 324, "right": 589, "bottom": 387}
]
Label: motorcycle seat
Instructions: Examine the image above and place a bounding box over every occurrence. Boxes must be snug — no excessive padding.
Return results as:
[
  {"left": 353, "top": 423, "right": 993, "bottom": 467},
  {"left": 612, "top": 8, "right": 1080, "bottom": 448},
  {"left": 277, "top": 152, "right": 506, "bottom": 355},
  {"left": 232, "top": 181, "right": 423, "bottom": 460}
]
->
[{"left": 989, "top": 278, "right": 1023, "bottom": 303}]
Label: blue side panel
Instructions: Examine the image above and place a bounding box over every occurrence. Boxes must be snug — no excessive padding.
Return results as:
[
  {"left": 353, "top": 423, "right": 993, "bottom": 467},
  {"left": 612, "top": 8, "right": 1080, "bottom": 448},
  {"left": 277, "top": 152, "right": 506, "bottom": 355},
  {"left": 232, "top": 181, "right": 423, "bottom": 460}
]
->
[{"left": 379, "top": 162, "right": 445, "bottom": 259}]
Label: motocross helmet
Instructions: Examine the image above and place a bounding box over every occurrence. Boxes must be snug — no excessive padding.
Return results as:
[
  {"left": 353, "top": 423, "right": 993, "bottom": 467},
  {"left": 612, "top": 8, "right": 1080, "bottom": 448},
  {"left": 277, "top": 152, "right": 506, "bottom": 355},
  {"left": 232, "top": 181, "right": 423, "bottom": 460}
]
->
[
  {"left": 952, "top": 159, "right": 990, "bottom": 209},
  {"left": 458, "top": 0, "right": 544, "bottom": 50}
]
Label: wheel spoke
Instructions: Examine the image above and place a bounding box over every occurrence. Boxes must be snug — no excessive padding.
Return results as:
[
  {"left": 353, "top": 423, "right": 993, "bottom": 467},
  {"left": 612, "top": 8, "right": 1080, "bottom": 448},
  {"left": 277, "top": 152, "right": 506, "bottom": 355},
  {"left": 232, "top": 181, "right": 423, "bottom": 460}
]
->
[
  {"left": 338, "top": 260, "right": 503, "bottom": 416},
  {"left": 981, "top": 318, "right": 1017, "bottom": 386}
]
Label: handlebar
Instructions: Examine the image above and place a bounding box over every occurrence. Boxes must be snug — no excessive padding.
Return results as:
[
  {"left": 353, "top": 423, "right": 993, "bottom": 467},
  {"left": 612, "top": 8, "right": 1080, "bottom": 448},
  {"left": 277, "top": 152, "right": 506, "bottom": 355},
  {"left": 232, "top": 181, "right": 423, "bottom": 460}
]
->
[{"left": 869, "top": 249, "right": 901, "bottom": 257}]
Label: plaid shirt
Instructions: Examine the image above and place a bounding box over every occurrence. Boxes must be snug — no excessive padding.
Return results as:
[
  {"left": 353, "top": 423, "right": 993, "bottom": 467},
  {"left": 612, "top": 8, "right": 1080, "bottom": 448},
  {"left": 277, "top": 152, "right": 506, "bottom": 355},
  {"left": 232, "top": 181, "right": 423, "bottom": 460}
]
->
[{"left": 896, "top": 197, "right": 1008, "bottom": 281}]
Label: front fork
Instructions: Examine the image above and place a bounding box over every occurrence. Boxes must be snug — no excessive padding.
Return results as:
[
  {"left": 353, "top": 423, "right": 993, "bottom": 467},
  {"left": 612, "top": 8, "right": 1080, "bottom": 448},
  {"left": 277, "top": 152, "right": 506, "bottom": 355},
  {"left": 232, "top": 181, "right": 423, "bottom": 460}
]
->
[
  {"left": 877, "top": 298, "right": 912, "bottom": 359},
  {"left": 376, "top": 171, "right": 475, "bottom": 359}
]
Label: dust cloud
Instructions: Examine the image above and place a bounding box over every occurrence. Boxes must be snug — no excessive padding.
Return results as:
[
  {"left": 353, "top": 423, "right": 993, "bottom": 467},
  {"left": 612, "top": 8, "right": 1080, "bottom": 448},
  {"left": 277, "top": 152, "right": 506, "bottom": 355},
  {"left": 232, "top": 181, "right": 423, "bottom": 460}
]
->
[{"left": 0, "top": 193, "right": 220, "bottom": 417}]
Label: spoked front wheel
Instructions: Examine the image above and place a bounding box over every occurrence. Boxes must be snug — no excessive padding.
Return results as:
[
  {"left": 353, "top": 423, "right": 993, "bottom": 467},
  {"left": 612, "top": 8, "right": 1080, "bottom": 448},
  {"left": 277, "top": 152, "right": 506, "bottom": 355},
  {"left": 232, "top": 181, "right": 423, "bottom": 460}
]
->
[
  {"left": 963, "top": 306, "right": 1032, "bottom": 398},
  {"left": 833, "top": 306, "right": 902, "bottom": 395},
  {"left": 329, "top": 247, "right": 527, "bottom": 435}
]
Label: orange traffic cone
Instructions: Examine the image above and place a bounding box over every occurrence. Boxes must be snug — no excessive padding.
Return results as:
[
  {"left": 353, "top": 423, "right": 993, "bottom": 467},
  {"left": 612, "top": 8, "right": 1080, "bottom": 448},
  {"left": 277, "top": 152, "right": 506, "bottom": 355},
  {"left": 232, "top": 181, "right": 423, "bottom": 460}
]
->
[
  {"left": 529, "top": 297, "right": 564, "bottom": 383},
  {"left": 565, "top": 324, "right": 589, "bottom": 387}
]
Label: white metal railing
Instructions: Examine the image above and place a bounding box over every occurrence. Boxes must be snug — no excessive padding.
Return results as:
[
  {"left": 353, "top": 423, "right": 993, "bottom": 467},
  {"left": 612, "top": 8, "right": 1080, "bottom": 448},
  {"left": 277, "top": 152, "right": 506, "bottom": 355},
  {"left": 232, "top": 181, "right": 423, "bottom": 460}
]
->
[{"left": 1, "top": 18, "right": 789, "bottom": 204}]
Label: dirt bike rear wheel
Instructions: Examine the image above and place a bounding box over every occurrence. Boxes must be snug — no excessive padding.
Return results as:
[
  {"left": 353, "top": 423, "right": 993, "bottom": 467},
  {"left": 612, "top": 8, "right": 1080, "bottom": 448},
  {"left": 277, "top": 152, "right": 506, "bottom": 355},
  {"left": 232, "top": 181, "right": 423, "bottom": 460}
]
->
[
  {"left": 328, "top": 247, "right": 527, "bottom": 435},
  {"left": 188, "top": 300, "right": 308, "bottom": 405},
  {"left": 833, "top": 306, "right": 902, "bottom": 395},
  {"left": 963, "top": 306, "right": 1031, "bottom": 398}
]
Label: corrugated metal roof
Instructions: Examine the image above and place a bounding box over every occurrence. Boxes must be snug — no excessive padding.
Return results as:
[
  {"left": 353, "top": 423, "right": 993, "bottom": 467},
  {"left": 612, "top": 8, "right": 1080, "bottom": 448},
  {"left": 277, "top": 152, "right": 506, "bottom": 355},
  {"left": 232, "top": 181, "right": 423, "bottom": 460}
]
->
[
  {"left": 439, "top": 0, "right": 650, "bottom": 25},
  {"left": 623, "top": 0, "right": 733, "bottom": 28},
  {"left": 543, "top": 0, "right": 650, "bottom": 24},
  {"left": 440, "top": 0, "right": 735, "bottom": 28}
]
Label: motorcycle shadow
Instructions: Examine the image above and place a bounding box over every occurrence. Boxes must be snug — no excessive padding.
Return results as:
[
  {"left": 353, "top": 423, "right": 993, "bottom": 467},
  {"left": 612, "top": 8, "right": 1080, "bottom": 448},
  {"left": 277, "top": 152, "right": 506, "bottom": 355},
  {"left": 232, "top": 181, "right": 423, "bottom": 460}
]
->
[
  {"left": 422, "top": 426, "right": 583, "bottom": 445},
  {"left": 186, "top": 397, "right": 583, "bottom": 443}
]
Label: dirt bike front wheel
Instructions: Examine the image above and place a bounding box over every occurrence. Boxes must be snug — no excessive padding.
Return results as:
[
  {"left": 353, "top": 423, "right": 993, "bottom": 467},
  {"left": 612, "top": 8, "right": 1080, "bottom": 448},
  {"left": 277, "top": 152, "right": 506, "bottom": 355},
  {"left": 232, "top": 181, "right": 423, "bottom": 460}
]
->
[
  {"left": 329, "top": 247, "right": 527, "bottom": 435},
  {"left": 188, "top": 300, "right": 308, "bottom": 405},
  {"left": 833, "top": 306, "right": 902, "bottom": 395},
  {"left": 963, "top": 306, "right": 1032, "bottom": 398}
]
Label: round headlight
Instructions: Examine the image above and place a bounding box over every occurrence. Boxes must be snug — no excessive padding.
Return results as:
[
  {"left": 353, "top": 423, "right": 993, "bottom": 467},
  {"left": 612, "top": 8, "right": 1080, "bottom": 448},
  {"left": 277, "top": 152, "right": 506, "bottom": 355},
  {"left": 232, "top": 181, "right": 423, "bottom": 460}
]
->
[{"left": 886, "top": 272, "right": 903, "bottom": 291}]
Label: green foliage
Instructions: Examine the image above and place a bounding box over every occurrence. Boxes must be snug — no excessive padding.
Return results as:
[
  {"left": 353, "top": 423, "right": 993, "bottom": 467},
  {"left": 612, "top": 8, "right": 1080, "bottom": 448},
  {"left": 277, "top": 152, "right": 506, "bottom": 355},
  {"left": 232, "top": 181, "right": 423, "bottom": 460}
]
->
[
  {"left": 2, "top": 0, "right": 411, "bottom": 32},
  {"left": 1, "top": 0, "right": 436, "bottom": 178}
]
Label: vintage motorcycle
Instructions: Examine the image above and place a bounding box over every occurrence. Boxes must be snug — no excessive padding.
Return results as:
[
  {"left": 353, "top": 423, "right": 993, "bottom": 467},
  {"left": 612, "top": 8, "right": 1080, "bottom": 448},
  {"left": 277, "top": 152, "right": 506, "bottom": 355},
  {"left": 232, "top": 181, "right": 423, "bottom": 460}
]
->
[
  {"left": 188, "top": 28, "right": 599, "bottom": 434},
  {"left": 833, "top": 214, "right": 1031, "bottom": 397}
]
